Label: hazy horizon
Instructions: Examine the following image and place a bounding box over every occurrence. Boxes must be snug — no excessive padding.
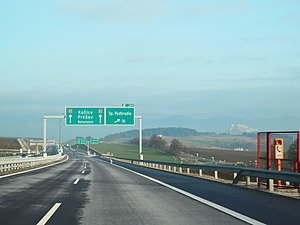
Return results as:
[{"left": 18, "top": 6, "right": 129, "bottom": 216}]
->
[{"left": 1, "top": 1, "right": 300, "bottom": 140}]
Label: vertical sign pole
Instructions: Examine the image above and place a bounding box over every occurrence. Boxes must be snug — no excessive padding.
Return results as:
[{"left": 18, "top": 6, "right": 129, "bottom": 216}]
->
[
  {"left": 43, "top": 115, "right": 65, "bottom": 157},
  {"left": 87, "top": 141, "right": 90, "bottom": 155},
  {"left": 135, "top": 116, "right": 143, "bottom": 160},
  {"left": 43, "top": 117, "right": 47, "bottom": 157},
  {"left": 59, "top": 117, "right": 62, "bottom": 153},
  {"left": 267, "top": 132, "right": 271, "bottom": 170},
  {"left": 277, "top": 159, "right": 282, "bottom": 187},
  {"left": 139, "top": 116, "right": 143, "bottom": 160},
  {"left": 267, "top": 132, "right": 271, "bottom": 190}
]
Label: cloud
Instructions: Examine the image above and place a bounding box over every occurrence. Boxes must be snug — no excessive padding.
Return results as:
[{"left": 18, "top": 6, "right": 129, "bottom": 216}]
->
[
  {"left": 58, "top": 0, "right": 167, "bottom": 24},
  {"left": 171, "top": 54, "right": 268, "bottom": 66},
  {"left": 280, "top": 12, "right": 300, "bottom": 25},
  {"left": 238, "top": 36, "right": 265, "bottom": 44},
  {"left": 121, "top": 56, "right": 166, "bottom": 64},
  {"left": 187, "top": 1, "right": 251, "bottom": 16},
  {"left": 239, "top": 34, "right": 300, "bottom": 45}
]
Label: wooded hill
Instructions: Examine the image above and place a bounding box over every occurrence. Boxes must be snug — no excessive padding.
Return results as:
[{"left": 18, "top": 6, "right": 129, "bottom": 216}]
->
[{"left": 103, "top": 127, "right": 212, "bottom": 141}]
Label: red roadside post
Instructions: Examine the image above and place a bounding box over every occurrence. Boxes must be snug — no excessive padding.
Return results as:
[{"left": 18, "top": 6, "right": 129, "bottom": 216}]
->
[{"left": 257, "top": 133, "right": 261, "bottom": 188}]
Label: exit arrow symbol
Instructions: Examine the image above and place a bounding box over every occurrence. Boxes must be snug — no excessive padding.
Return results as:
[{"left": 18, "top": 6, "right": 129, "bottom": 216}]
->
[
  {"left": 99, "top": 114, "right": 103, "bottom": 124},
  {"left": 69, "top": 114, "right": 72, "bottom": 123}
]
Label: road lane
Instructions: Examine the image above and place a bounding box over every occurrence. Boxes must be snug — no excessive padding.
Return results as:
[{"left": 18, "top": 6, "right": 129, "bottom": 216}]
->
[
  {"left": 0, "top": 154, "right": 87, "bottom": 225},
  {"left": 110, "top": 159, "right": 300, "bottom": 225},
  {"left": 76, "top": 156, "right": 248, "bottom": 225},
  {"left": 2, "top": 152, "right": 297, "bottom": 225}
]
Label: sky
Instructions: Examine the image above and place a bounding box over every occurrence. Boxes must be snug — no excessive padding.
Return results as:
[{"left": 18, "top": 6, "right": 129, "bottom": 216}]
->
[{"left": 0, "top": 0, "right": 300, "bottom": 140}]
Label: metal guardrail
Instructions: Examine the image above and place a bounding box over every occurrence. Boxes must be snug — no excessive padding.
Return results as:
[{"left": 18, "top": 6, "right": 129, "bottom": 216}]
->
[
  {"left": 233, "top": 168, "right": 300, "bottom": 184},
  {"left": 0, "top": 155, "right": 66, "bottom": 173},
  {"left": 108, "top": 156, "right": 300, "bottom": 193},
  {"left": 0, "top": 156, "right": 21, "bottom": 160}
]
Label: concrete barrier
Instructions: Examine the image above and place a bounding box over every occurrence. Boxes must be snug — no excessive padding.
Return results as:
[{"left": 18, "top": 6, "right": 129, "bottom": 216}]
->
[{"left": 0, "top": 155, "right": 66, "bottom": 173}]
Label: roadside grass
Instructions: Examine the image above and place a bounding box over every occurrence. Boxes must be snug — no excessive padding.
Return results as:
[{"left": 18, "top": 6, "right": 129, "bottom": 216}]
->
[{"left": 91, "top": 143, "right": 178, "bottom": 163}]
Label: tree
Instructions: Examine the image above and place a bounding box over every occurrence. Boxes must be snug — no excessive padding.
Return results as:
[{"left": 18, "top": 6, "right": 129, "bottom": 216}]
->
[
  {"left": 149, "top": 135, "right": 168, "bottom": 151},
  {"left": 128, "top": 138, "right": 149, "bottom": 146},
  {"left": 169, "top": 139, "right": 184, "bottom": 156}
]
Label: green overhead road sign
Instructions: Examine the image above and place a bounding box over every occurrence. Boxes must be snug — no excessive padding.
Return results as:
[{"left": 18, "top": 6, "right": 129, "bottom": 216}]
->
[
  {"left": 65, "top": 107, "right": 105, "bottom": 126},
  {"left": 77, "top": 138, "right": 86, "bottom": 144},
  {"left": 90, "top": 138, "right": 99, "bottom": 144},
  {"left": 106, "top": 107, "right": 135, "bottom": 125}
]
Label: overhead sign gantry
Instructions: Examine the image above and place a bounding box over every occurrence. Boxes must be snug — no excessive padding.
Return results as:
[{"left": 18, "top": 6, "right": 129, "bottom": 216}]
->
[{"left": 44, "top": 105, "right": 143, "bottom": 160}]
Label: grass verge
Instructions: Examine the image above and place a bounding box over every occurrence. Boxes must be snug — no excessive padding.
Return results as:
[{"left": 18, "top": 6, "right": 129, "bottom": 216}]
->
[{"left": 90, "top": 143, "right": 178, "bottom": 163}]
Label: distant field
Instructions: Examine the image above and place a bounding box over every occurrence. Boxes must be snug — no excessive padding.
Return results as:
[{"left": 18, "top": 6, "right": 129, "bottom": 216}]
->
[
  {"left": 0, "top": 137, "right": 21, "bottom": 150},
  {"left": 67, "top": 133, "right": 258, "bottom": 164},
  {"left": 184, "top": 147, "right": 257, "bottom": 165},
  {"left": 163, "top": 135, "right": 257, "bottom": 150},
  {"left": 90, "top": 143, "right": 178, "bottom": 162},
  {"left": 88, "top": 142, "right": 256, "bottom": 165},
  {"left": 109, "top": 134, "right": 257, "bottom": 151},
  {"left": 0, "top": 137, "right": 21, "bottom": 156}
]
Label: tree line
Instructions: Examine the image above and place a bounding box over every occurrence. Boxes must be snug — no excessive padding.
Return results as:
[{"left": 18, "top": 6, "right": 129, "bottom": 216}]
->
[
  {"left": 103, "top": 127, "right": 205, "bottom": 141},
  {"left": 128, "top": 135, "right": 184, "bottom": 157}
]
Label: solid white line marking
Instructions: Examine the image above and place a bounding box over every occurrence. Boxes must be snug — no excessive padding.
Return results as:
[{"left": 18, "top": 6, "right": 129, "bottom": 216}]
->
[
  {"left": 73, "top": 178, "right": 80, "bottom": 185},
  {"left": 36, "top": 203, "right": 61, "bottom": 225},
  {"left": 112, "top": 163, "right": 266, "bottom": 225},
  {"left": 82, "top": 171, "right": 85, "bottom": 174}
]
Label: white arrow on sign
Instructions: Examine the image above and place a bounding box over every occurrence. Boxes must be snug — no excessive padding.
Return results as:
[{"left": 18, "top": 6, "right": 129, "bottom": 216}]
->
[
  {"left": 69, "top": 114, "right": 72, "bottom": 123},
  {"left": 99, "top": 114, "right": 103, "bottom": 124},
  {"left": 114, "top": 118, "right": 121, "bottom": 124}
]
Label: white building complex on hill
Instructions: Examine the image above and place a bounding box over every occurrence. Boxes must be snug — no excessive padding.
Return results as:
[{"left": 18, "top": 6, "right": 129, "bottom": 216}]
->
[{"left": 229, "top": 124, "right": 258, "bottom": 135}]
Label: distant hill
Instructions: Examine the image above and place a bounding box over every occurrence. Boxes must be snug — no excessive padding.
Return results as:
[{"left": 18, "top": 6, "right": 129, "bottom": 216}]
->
[
  {"left": 144, "top": 115, "right": 300, "bottom": 133},
  {"left": 103, "top": 127, "right": 210, "bottom": 141}
]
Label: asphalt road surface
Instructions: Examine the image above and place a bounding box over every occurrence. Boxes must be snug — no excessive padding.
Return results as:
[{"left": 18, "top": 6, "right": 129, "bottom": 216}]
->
[{"left": 0, "top": 152, "right": 299, "bottom": 225}]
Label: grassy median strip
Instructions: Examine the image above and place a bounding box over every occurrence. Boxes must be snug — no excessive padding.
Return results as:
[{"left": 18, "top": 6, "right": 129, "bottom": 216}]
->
[{"left": 91, "top": 143, "right": 178, "bottom": 162}]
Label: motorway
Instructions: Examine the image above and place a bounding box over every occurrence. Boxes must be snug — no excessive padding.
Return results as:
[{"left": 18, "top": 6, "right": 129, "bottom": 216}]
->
[{"left": 0, "top": 151, "right": 299, "bottom": 225}]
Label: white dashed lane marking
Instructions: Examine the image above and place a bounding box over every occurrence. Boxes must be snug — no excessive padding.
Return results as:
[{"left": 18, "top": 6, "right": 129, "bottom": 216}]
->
[
  {"left": 73, "top": 178, "right": 80, "bottom": 185},
  {"left": 36, "top": 203, "right": 61, "bottom": 225}
]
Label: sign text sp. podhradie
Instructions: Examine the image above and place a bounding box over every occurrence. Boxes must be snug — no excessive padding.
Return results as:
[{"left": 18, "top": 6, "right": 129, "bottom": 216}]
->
[{"left": 108, "top": 111, "right": 132, "bottom": 116}]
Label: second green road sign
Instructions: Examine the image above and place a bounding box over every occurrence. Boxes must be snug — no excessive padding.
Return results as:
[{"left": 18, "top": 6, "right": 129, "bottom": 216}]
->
[
  {"left": 89, "top": 138, "right": 99, "bottom": 144},
  {"left": 106, "top": 107, "right": 135, "bottom": 125}
]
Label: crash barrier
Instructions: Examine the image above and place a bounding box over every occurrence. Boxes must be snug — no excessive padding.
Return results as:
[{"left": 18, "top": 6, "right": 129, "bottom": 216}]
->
[
  {"left": 108, "top": 156, "right": 300, "bottom": 194},
  {"left": 0, "top": 155, "right": 66, "bottom": 173}
]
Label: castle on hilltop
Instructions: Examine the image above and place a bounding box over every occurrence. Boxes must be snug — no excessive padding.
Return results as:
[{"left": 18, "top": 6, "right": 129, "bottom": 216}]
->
[{"left": 229, "top": 124, "right": 257, "bottom": 135}]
